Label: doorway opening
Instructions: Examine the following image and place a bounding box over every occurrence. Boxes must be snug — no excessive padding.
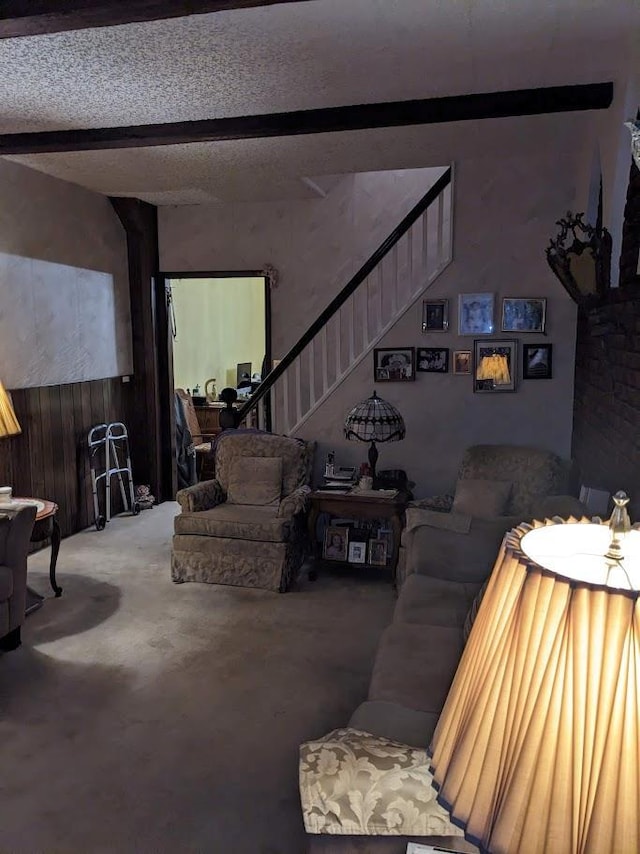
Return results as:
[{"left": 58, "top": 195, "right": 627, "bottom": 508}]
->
[{"left": 158, "top": 271, "right": 271, "bottom": 496}]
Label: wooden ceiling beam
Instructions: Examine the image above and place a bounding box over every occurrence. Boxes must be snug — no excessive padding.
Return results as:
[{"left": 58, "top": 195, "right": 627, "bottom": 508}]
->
[
  {"left": 0, "top": 84, "right": 613, "bottom": 156},
  {"left": 0, "top": 0, "right": 307, "bottom": 38}
]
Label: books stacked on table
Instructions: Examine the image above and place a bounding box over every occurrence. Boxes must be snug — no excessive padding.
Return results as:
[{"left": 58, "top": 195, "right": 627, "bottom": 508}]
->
[{"left": 317, "top": 466, "right": 357, "bottom": 493}]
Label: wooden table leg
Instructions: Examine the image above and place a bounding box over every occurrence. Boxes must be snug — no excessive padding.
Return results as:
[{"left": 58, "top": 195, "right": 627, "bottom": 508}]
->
[
  {"left": 390, "top": 512, "right": 403, "bottom": 590},
  {"left": 49, "top": 516, "right": 62, "bottom": 597},
  {"left": 307, "top": 505, "right": 320, "bottom": 581}
]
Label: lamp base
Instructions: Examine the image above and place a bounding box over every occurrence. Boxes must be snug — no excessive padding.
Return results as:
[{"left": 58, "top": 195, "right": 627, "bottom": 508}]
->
[{"left": 368, "top": 441, "right": 379, "bottom": 488}]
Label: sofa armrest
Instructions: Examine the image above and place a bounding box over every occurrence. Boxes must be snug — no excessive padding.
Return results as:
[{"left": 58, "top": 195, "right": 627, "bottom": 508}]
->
[
  {"left": 278, "top": 485, "right": 311, "bottom": 518},
  {"left": 408, "top": 494, "right": 454, "bottom": 513},
  {"left": 176, "top": 479, "right": 225, "bottom": 513}
]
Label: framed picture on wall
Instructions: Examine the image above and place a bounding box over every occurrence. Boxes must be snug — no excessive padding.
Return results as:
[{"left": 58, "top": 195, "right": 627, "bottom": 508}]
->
[
  {"left": 523, "top": 343, "right": 553, "bottom": 379},
  {"left": 501, "top": 298, "right": 547, "bottom": 333},
  {"left": 458, "top": 293, "right": 495, "bottom": 335},
  {"left": 373, "top": 348, "right": 416, "bottom": 382},
  {"left": 453, "top": 350, "right": 472, "bottom": 374},
  {"left": 417, "top": 347, "right": 449, "bottom": 373},
  {"left": 422, "top": 299, "right": 449, "bottom": 332},
  {"left": 473, "top": 339, "right": 517, "bottom": 393}
]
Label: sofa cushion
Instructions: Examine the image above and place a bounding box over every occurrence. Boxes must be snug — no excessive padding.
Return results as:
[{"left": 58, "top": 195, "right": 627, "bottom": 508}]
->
[
  {"left": 452, "top": 478, "right": 512, "bottom": 519},
  {"left": 369, "top": 623, "right": 464, "bottom": 714},
  {"left": 400, "top": 516, "right": 516, "bottom": 584},
  {"left": 174, "top": 504, "right": 290, "bottom": 542},
  {"left": 348, "top": 700, "right": 439, "bottom": 748},
  {"left": 458, "top": 444, "right": 570, "bottom": 517},
  {"left": 226, "top": 456, "right": 282, "bottom": 506},
  {"left": 0, "top": 565, "right": 12, "bottom": 600},
  {"left": 394, "top": 573, "right": 482, "bottom": 628},
  {"left": 299, "top": 727, "right": 463, "bottom": 837}
]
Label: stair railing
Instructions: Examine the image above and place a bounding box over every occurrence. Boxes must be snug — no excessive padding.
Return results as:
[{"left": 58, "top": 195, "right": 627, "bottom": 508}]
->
[{"left": 239, "top": 165, "right": 453, "bottom": 435}]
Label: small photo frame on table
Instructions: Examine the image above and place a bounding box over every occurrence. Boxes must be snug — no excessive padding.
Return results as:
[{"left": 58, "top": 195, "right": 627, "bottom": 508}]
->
[
  {"left": 458, "top": 293, "right": 495, "bottom": 335},
  {"left": 421, "top": 299, "right": 449, "bottom": 332},
  {"left": 453, "top": 350, "right": 472, "bottom": 374},
  {"left": 473, "top": 339, "right": 517, "bottom": 393},
  {"left": 368, "top": 539, "right": 388, "bottom": 566},
  {"left": 523, "top": 343, "right": 553, "bottom": 379},
  {"left": 373, "top": 347, "right": 415, "bottom": 382},
  {"left": 417, "top": 347, "right": 449, "bottom": 373},
  {"left": 501, "top": 297, "right": 547, "bottom": 333},
  {"left": 348, "top": 541, "right": 367, "bottom": 564},
  {"left": 323, "top": 526, "right": 349, "bottom": 561}
]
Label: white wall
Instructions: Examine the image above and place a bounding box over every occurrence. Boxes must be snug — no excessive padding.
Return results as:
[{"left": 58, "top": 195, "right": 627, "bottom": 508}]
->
[
  {"left": 160, "top": 168, "right": 445, "bottom": 357},
  {"left": 159, "top": 159, "right": 578, "bottom": 496},
  {"left": 171, "top": 276, "right": 265, "bottom": 392},
  {"left": 0, "top": 158, "right": 131, "bottom": 388}
]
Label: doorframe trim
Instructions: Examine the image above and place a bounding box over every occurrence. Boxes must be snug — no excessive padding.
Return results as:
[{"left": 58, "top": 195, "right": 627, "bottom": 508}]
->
[{"left": 157, "top": 270, "right": 273, "bottom": 497}]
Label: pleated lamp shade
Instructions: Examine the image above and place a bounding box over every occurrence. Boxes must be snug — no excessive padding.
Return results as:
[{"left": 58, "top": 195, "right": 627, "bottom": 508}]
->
[
  {"left": 0, "top": 381, "right": 21, "bottom": 438},
  {"left": 430, "top": 515, "right": 640, "bottom": 854}
]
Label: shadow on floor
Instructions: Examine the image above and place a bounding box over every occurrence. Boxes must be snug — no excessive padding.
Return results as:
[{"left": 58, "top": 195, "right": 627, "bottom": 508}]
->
[{"left": 23, "top": 573, "right": 121, "bottom": 644}]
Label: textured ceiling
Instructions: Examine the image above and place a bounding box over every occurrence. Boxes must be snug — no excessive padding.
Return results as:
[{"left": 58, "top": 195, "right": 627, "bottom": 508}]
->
[{"left": 0, "top": 0, "right": 637, "bottom": 203}]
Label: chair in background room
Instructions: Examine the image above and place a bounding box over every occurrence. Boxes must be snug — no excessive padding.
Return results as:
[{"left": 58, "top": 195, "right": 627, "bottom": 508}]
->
[
  {"left": 172, "top": 431, "right": 315, "bottom": 592},
  {"left": 0, "top": 505, "right": 37, "bottom": 651},
  {"left": 175, "top": 388, "right": 216, "bottom": 482}
]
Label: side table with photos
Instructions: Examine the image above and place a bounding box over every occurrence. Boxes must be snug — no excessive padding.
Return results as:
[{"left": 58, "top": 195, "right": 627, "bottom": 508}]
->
[{"left": 307, "top": 488, "right": 409, "bottom": 587}]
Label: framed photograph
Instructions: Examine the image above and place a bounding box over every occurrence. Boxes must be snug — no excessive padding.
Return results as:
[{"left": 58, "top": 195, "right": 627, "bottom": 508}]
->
[
  {"left": 422, "top": 299, "right": 449, "bottom": 332},
  {"left": 458, "top": 293, "right": 495, "bottom": 335},
  {"left": 373, "top": 347, "right": 415, "bottom": 382},
  {"left": 368, "top": 539, "right": 388, "bottom": 566},
  {"left": 323, "top": 526, "right": 349, "bottom": 561},
  {"left": 473, "top": 339, "right": 518, "bottom": 393},
  {"left": 523, "top": 343, "right": 553, "bottom": 379},
  {"left": 501, "top": 298, "right": 547, "bottom": 333},
  {"left": 417, "top": 347, "right": 449, "bottom": 373},
  {"left": 348, "top": 541, "right": 367, "bottom": 564},
  {"left": 453, "top": 350, "right": 472, "bottom": 375}
]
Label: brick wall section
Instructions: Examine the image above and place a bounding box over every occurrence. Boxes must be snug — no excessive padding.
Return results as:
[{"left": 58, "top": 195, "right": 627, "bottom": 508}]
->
[
  {"left": 572, "top": 282, "right": 640, "bottom": 516},
  {"left": 619, "top": 161, "right": 640, "bottom": 287}
]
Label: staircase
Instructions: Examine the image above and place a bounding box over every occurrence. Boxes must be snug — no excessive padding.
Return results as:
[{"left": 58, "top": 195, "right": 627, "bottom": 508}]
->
[{"left": 239, "top": 166, "right": 454, "bottom": 435}]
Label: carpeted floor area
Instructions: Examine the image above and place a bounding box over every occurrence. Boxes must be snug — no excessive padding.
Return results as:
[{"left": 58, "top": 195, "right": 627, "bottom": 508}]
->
[{"left": 1, "top": 502, "right": 396, "bottom": 853}]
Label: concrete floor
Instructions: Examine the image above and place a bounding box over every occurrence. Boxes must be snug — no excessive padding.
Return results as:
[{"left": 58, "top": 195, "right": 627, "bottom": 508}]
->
[{"left": 0, "top": 503, "right": 395, "bottom": 853}]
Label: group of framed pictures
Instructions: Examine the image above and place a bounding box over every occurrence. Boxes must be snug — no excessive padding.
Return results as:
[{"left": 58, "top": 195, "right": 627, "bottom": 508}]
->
[
  {"left": 374, "top": 342, "right": 553, "bottom": 389},
  {"left": 373, "top": 291, "right": 553, "bottom": 392},
  {"left": 323, "top": 524, "right": 390, "bottom": 566},
  {"left": 422, "top": 295, "right": 547, "bottom": 336}
]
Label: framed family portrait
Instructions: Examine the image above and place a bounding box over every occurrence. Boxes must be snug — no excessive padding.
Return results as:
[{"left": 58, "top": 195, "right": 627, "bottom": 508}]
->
[
  {"left": 368, "top": 539, "right": 388, "bottom": 566},
  {"left": 501, "top": 297, "right": 547, "bottom": 333},
  {"left": 458, "top": 293, "right": 495, "bottom": 335},
  {"left": 373, "top": 347, "right": 415, "bottom": 382},
  {"left": 453, "top": 350, "right": 472, "bottom": 375},
  {"left": 523, "top": 343, "right": 553, "bottom": 379},
  {"left": 323, "top": 526, "right": 348, "bottom": 561},
  {"left": 348, "top": 541, "right": 367, "bottom": 564},
  {"left": 417, "top": 347, "right": 449, "bottom": 373},
  {"left": 421, "top": 299, "right": 449, "bottom": 332},
  {"left": 473, "top": 339, "right": 517, "bottom": 393}
]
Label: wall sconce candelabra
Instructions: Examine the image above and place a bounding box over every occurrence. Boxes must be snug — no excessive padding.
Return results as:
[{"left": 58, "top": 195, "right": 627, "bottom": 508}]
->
[{"left": 545, "top": 211, "right": 612, "bottom": 304}]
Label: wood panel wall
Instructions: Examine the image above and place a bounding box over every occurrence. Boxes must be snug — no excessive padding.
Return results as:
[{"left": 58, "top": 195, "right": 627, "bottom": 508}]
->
[{"left": 0, "top": 377, "right": 133, "bottom": 538}]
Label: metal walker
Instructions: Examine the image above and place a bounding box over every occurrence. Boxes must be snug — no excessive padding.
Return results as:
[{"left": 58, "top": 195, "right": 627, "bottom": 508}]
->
[{"left": 88, "top": 422, "right": 140, "bottom": 531}]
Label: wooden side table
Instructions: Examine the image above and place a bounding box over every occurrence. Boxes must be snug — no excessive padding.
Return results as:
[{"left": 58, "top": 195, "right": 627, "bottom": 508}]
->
[
  {"left": 11, "top": 498, "right": 62, "bottom": 614},
  {"left": 307, "top": 490, "right": 408, "bottom": 586}
]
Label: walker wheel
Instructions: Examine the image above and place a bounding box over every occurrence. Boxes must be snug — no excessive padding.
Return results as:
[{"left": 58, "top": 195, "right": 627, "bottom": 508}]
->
[
  {"left": 132, "top": 502, "right": 141, "bottom": 516},
  {"left": 95, "top": 515, "right": 106, "bottom": 531}
]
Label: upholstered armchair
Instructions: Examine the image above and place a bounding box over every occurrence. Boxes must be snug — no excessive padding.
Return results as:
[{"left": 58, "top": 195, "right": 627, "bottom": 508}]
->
[
  {"left": 172, "top": 431, "right": 315, "bottom": 592},
  {"left": 398, "top": 444, "right": 586, "bottom": 587},
  {"left": 0, "top": 504, "right": 37, "bottom": 651}
]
